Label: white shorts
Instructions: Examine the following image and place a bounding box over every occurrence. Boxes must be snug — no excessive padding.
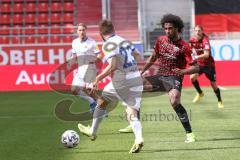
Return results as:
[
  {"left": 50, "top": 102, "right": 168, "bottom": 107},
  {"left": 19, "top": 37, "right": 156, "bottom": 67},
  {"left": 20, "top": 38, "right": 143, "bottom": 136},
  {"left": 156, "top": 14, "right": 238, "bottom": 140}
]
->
[
  {"left": 71, "top": 65, "right": 96, "bottom": 87},
  {"left": 102, "top": 71, "right": 143, "bottom": 111}
]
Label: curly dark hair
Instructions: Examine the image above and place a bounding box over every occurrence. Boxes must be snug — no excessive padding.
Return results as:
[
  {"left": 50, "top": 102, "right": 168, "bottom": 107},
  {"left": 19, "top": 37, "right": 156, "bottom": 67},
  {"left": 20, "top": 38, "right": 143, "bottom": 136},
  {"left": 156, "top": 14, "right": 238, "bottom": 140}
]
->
[{"left": 160, "top": 14, "right": 184, "bottom": 33}]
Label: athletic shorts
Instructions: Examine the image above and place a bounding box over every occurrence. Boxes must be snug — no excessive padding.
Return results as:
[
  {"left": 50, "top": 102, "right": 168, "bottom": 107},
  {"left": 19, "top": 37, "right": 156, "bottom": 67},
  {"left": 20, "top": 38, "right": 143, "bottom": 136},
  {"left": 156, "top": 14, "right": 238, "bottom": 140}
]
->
[
  {"left": 102, "top": 71, "right": 143, "bottom": 111},
  {"left": 145, "top": 75, "right": 183, "bottom": 92},
  {"left": 199, "top": 66, "right": 216, "bottom": 82}
]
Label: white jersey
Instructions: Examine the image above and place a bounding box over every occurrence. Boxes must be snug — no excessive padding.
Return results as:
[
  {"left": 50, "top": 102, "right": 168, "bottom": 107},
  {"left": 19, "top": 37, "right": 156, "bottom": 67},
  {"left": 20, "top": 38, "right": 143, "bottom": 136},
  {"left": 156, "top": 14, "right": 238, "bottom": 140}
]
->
[
  {"left": 102, "top": 35, "right": 139, "bottom": 82},
  {"left": 71, "top": 37, "right": 100, "bottom": 86},
  {"left": 101, "top": 35, "right": 143, "bottom": 110}
]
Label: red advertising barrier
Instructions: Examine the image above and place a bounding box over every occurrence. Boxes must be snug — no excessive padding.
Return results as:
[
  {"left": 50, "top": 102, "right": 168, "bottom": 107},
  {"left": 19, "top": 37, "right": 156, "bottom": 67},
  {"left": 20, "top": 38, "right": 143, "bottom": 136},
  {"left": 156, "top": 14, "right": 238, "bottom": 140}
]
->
[{"left": 0, "top": 45, "right": 240, "bottom": 91}]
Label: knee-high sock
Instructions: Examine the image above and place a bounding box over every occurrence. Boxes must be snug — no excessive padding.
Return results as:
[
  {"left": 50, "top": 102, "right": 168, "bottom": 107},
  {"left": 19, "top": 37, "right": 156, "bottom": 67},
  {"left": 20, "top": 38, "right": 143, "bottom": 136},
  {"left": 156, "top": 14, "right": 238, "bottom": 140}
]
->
[
  {"left": 174, "top": 104, "right": 192, "bottom": 133},
  {"left": 90, "top": 106, "right": 106, "bottom": 135},
  {"left": 192, "top": 80, "right": 203, "bottom": 94},
  {"left": 214, "top": 88, "right": 222, "bottom": 102},
  {"left": 130, "top": 117, "right": 143, "bottom": 144}
]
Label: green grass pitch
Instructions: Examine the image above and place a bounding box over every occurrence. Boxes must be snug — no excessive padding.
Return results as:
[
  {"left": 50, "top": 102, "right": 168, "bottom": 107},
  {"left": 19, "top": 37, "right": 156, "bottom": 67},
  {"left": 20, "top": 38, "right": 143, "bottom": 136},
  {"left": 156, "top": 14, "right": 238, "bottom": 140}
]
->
[{"left": 0, "top": 87, "right": 239, "bottom": 160}]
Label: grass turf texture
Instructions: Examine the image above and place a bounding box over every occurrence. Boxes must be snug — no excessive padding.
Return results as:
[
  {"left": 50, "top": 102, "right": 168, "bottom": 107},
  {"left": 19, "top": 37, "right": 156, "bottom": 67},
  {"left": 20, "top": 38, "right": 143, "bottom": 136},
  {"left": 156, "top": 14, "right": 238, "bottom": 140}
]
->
[{"left": 0, "top": 87, "right": 239, "bottom": 160}]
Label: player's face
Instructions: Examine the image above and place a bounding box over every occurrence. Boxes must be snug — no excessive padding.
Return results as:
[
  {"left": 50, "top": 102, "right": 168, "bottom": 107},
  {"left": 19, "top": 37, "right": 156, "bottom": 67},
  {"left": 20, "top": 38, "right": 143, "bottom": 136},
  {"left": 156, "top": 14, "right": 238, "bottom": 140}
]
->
[
  {"left": 194, "top": 27, "right": 203, "bottom": 40},
  {"left": 164, "top": 23, "right": 178, "bottom": 40},
  {"left": 77, "top": 26, "right": 87, "bottom": 40}
]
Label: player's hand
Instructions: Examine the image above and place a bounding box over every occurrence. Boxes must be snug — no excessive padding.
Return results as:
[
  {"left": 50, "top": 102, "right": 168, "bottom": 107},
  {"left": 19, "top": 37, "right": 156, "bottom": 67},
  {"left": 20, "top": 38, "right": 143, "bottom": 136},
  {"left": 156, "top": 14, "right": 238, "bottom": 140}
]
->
[
  {"left": 90, "top": 79, "right": 99, "bottom": 94},
  {"left": 172, "top": 68, "right": 184, "bottom": 75}
]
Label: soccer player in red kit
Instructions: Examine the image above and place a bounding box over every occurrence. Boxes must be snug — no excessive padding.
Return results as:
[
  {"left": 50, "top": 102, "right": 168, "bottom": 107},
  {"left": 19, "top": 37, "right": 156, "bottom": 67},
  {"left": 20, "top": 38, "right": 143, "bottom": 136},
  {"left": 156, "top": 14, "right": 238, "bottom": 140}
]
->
[
  {"left": 189, "top": 25, "right": 224, "bottom": 108},
  {"left": 141, "top": 14, "right": 199, "bottom": 143}
]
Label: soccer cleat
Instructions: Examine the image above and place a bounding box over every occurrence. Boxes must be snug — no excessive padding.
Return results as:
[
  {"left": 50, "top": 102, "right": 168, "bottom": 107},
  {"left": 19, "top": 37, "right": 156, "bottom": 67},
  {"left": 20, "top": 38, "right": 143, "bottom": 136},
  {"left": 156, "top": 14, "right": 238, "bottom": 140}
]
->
[
  {"left": 129, "top": 142, "right": 144, "bottom": 153},
  {"left": 119, "top": 125, "right": 133, "bottom": 133},
  {"left": 89, "top": 101, "right": 97, "bottom": 114},
  {"left": 185, "top": 132, "right": 196, "bottom": 143},
  {"left": 192, "top": 92, "right": 204, "bottom": 103},
  {"left": 218, "top": 101, "right": 224, "bottom": 108},
  {"left": 77, "top": 123, "right": 97, "bottom": 141}
]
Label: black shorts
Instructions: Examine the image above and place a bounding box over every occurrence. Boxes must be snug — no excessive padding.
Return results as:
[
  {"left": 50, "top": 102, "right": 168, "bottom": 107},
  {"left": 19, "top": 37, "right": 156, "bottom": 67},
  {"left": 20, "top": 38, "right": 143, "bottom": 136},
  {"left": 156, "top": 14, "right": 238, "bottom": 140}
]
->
[
  {"left": 199, "top": 66, "right": 216, "bottom": 82},
  {"left": 144, "top": 75, "right": 183, "bottom": 92}
]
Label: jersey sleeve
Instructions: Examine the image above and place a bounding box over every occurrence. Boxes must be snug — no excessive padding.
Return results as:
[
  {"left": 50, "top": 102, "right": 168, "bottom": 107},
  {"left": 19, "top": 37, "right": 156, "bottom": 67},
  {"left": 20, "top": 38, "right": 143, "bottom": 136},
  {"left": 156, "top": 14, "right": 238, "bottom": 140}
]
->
[
  {"left": 152, "top": 37, "right": 160, "bottom": 58},
  {"left": 202, "top": 37, "right": 210, "bottom": 51},
  {"left": 102, "top": 44, "right": 119, "bottom": 63},
  {"left": 184, "top": 44, "right": 195, "bottom": 65},
  {"left": 93, "top": 41, "right": 101, "bottom": 55}
]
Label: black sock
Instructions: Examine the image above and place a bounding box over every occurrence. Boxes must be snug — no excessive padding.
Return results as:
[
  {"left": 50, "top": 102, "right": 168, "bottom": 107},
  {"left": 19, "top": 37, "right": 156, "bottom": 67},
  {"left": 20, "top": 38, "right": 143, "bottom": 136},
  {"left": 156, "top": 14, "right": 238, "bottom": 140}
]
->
[
  {"left": 214, "top": 88, "right": 222, "bottom": 102},
  {"left": 137, "top": 109, "right": 140, "bottom": 119},
  {"left": 174, "top": 104, "right": 192, "bottom": 133},
  {"left": 192, "top": 80, "right": 203, "bottom": 94}
]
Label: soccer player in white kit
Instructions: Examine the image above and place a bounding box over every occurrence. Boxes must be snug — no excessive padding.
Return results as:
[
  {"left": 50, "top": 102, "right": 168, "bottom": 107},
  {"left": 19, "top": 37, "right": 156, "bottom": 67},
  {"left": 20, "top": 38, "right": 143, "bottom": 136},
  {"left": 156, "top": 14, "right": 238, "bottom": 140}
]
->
[
  {"left": 78, "top": 20, "right": 144, "bottom": 153},
  {"left": 69, "top": 23, "right": 101, "bottom": 113}
]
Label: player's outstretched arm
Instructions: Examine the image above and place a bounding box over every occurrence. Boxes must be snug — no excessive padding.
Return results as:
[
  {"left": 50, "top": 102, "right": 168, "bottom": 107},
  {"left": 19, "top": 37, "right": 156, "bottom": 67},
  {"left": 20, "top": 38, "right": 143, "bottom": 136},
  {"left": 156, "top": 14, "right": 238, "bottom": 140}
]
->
[
  {"left": 141, "top": 54, "right": 157, "bottom": 75},
  {"left": 172, "top": 64, "right": 200, "bottom": 75}
]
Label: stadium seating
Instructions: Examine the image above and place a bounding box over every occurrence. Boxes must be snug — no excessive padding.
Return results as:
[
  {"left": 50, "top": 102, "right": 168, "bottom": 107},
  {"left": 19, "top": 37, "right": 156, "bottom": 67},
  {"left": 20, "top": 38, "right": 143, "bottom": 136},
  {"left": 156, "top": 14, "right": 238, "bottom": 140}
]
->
[
  {"left": 0, "top": 3, "right": 11, "bottom": 13},
  {"left": 51, "top": 13, "right": 61, "bottom": 23},
  {"left": 39, "top": 3, "right": 48, "bottom": 12},
  {"left": 12, "top": 25, "right": 22, "bottom": 35},
  {"left": 25, "top": 14, "right": 36, "bottom": 24},
  {"left": 50, "top": 24, "right": 61, "bottom": 34},
  {"left": 51, "top": 2, "right": 61, "bottom": 12},
  {"left": 13, "top": 3, "right": 23, "bottom": 13},
  {"left": 12, "top": 37, "right": 22, "bottom": 44},
  {"left": 12, "top": 14, "right": 23, "bottom": 24},
  {"left": 50, "top": 35, "right": 61, "bottom": 43},
  {"left": 38, "top": 13, "right": 48, "bottom": 24},
  {"left": 0, "top": 25, "right": 10, "bottom": 35},
  {"left": 26, "top": 3, "right": 36, "bottom": 13},
  {"left": 25, "top": 25, "right": 36, "bottom": 35},
  {"left": 0, "top": 37, "right": 10, "bottom": 44},
  {"left": 37, "top": 36, "right": 48, "bottom": 43},
  {"left": 25, "top": 36, "right": 36, "bottom": 43},
  {"left": 0, "top": 14, "right": 11, "bottom": 24},
  {"left": 38, "top": 24, "right": 48, "bottom": 34},
  {"left": 64, "top": 2, "right": 74, "bottom": 12}
]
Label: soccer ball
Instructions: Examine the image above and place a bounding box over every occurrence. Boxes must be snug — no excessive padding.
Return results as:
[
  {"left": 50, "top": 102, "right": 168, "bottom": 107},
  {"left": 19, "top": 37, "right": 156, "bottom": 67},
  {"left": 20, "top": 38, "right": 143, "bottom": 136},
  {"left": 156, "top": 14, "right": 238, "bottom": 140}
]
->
[{"left": 61, "top": 130, "right": 80, "bottom": 148}]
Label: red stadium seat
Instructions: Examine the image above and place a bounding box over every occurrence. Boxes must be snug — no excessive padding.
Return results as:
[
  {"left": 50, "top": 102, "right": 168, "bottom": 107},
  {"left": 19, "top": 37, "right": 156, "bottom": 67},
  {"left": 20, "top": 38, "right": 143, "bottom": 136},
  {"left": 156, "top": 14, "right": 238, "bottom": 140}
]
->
[
  {"left": 0, "top": 25, "right": 10, "bottom": 35},
  {"left": 63, "top": 2, "right": 74, "bottom": 12},
  {"left": 25, "top": 25, "right": 36, "bottom": 34},
  {"left": 39, "top": 0, "right": 48, "bottom": 2},
  {"left": 0, "top": 14, "right": 11, "bottom": 24},
  {"left": 39, "top": 3, "right": 48, "bottom": 12},
  {"left": 13, "top": 3, "right": 23, "bottom": 13},
  {"left": 0, "top": 36, "right": 10, "bottom": 44},
  {"left": 51, "top": 2, "right": 62, "bottom": 12},
  {"left": 25, "top": 14, "right": 36, "bottom": 24},
  {"left": 63, "top": 13, "right": 73, "bottom": 23},
  {"left": 37, "top": 36, "right": 49, "bottom": 43},
  {"left": 12, "top": 37, "right": 22, "bottom": 44},
  {"left": 1, "top": 0, "right": 12, "bottom": 2},
  {"left": 12, "top": 14, "right": 23, "bottom": 24},
  {"left": 12, "top": 25, "right": 22, "bottom": 35},
  {"left": 38, "top": 24, "right": 48, "bottom": 34},
  {"left": 25, "top": 36, "right": 35, "bottom": 43},
  {"left": 38, "top": 13, "right": 48, "bottom": 24},
  {"left": 50, "top": 35, "right": 61, "bottom": 43},
  {"left": 26, "top": 0, "right": 37, "bottom": 2},
  {"left": 50, "top": 24, "right": 61, "bottom": 34},
  {"left": 0, "top": 3, "right": 11, "bottom": 13},
  {"left": 51, "top": 13, "right": 61, "bottom": 23},
  {"left": 26, "top": 3, "right": 36, "bottom": 13},
  {"left": 62, "top": 35, "right": 72, "bottom": 43},
  {"left": 62, "top": 23, "right": 74, "bottom": 34}
]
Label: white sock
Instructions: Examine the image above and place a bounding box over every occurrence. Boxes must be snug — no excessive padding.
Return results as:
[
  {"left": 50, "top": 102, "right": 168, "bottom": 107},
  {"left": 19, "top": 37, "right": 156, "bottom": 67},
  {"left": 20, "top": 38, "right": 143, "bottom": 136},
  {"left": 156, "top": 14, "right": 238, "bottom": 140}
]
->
[
  {"left": 77, "top": 90, "right": 95, "bottom": 104},
  {"left": 130, "top": 117, "right": 143, "bottom": 144},
  {"left": 90, "top": 106, "right": 106, "bottom": 135}
]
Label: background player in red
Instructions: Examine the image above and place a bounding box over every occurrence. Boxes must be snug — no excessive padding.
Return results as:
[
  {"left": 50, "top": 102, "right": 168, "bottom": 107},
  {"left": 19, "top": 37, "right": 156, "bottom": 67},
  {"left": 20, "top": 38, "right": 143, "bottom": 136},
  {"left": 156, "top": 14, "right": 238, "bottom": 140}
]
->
[
  {"left": 141, "top": 14, "right": 199, "bottom": 143},
  {"left": 189, "top": 25, "right": 224, "bottom": 108}
]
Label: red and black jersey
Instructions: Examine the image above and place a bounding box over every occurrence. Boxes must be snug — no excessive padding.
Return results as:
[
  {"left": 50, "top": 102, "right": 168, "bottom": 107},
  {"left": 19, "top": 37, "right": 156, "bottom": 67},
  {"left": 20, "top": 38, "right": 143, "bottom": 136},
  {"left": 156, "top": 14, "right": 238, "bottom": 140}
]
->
[
  {"left": 153, "top": 36, "right": 193, "bottom": 77},
  {"left": 189, "top": 36, "right": 215, "bottom": 67}
]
